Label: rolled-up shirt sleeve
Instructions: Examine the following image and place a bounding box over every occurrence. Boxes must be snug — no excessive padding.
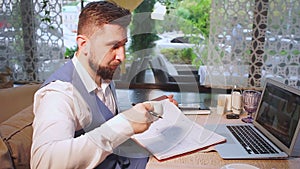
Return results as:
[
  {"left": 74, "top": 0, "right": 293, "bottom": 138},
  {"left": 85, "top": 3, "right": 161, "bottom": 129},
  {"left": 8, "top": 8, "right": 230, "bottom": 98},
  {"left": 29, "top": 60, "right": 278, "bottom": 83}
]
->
[{"left": 30, "top": 81, "right": 134, "bottom": 169}]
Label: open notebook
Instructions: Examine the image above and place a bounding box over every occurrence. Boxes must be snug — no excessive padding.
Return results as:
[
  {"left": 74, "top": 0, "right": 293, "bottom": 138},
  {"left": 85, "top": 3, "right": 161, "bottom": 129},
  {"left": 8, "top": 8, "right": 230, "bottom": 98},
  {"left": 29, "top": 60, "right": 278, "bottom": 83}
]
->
[{"left": 132, "top": 100, "right": 225, "bottom": 160}]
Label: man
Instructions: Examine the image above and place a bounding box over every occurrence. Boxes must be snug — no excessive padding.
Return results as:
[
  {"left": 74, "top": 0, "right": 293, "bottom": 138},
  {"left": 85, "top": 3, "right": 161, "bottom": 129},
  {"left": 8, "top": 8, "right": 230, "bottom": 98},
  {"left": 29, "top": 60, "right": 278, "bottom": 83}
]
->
[{"left": 30, "top": 1, "right": 176, "bottom": 168}]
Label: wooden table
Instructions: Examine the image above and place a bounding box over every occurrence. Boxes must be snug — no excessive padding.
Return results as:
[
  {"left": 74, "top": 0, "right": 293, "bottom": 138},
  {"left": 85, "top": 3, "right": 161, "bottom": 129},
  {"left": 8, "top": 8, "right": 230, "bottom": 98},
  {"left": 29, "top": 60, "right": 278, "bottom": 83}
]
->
[
  {"left": 146, "top": 113, "right": 300, "bottom": 169},
  {"left": 115, "top": 88, "right": 300, "bottom": 169}
]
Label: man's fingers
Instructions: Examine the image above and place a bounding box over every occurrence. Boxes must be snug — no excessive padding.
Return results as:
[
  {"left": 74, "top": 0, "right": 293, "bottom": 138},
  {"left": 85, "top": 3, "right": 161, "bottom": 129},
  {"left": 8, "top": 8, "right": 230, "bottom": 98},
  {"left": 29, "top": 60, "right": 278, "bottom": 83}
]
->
[
  {"left": 143, "top": 101, "right": 163, "bottom": 121},
  {"left": 167, "top": 94, "right": 178, "bottom": 106}
]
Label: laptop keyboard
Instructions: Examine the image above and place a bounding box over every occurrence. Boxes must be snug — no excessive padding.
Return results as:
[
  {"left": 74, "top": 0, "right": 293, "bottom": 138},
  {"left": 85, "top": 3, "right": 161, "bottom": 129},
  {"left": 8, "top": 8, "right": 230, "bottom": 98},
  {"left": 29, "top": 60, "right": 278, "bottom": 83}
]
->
[{"left": 227, "top": 125, "right": 279, "bottom": 154}]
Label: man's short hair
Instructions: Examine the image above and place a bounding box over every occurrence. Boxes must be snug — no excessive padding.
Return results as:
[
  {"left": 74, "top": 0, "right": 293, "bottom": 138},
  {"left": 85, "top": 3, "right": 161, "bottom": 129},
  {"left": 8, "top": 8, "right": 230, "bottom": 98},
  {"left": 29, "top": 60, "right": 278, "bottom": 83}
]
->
[{"left": 77, "top": 1, "right": 131, "bottom": 37}]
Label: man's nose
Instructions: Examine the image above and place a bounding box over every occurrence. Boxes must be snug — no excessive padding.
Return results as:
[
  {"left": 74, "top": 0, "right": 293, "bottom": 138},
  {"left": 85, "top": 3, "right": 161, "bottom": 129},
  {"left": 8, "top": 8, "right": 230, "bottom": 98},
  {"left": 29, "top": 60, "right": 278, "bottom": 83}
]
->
[{"left": 115, "top": 46, "right": 126, "bottom": 61}]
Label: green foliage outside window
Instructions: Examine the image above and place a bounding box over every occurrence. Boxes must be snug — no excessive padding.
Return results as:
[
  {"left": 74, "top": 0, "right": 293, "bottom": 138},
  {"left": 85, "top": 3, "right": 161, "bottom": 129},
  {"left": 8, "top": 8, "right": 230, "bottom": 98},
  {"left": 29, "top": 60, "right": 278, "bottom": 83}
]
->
[
  {"left": 158, "top": 0, "right": 211, "bottom": 38},
  {"left": 64, "top": 46, "right": 77, "bottom": 59},
  {"left": 155, "top": 0, "right": 212, "bottom": 68},
  {"left": 176, "top": 0, "right": 211, "bottom": 38},
  {"left": 128, "top": 0, "right": 159, "bottom": 59},
  {"left": 160, "top": 48, "right": 202, "bottom": 66}
]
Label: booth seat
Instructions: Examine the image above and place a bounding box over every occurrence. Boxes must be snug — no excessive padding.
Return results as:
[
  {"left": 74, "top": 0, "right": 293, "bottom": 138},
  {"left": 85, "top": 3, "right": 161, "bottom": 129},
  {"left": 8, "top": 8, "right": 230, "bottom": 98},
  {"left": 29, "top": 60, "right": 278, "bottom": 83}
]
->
[{"left": 0, "top": 84, "right": 40, "bottom": 169}]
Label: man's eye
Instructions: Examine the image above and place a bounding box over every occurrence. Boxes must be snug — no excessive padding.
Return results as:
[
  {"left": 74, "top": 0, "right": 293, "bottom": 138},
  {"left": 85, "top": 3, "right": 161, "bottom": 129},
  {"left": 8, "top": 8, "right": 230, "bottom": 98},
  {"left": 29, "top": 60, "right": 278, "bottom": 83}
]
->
[
  {"left": 112, "top": 43, "right": 125, "bottom": 49},
  {"left": 112, "top": 44, "right": 120, "bottom": 49}
]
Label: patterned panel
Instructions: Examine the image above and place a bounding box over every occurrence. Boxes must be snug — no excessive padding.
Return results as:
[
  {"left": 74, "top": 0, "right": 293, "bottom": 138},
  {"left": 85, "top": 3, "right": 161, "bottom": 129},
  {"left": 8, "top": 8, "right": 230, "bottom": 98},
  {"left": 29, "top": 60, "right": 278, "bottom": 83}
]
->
[
  {"left": 207, "top": 0, "right": 255, "bottom": 88},
  {"left": 208, "top": 0, "right": 299, "bottom": 89},
  {"left": 264, "top": 0, "right": 300, "bottom": 88},
  {"left": 0, "top": 0, "right": 63, "bottom": 83},
  {"left": 0, "top": 1, "right": 24, "bottom": 81},
  {"left": 248, "top": 0, "right": 269, "bottom": 87}
]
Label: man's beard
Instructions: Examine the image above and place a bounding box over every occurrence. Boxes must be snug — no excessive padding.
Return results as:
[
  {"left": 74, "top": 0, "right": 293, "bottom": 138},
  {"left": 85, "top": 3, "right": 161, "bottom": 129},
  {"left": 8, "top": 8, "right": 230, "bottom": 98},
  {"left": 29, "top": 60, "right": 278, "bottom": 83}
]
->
[
  {"left": 88, "top": 55, "right": 116, "bottom": 81},
  {"left": 97, "top": 66, "right": 115, "bottom": 80}
]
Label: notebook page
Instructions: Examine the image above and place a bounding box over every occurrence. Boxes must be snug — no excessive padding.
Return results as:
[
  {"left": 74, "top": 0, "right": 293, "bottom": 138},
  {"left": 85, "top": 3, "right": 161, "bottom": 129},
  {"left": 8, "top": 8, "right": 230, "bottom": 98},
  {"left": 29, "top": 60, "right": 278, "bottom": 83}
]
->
[{"left": 132, "top": 100, "right": 225, "bottom": 160}]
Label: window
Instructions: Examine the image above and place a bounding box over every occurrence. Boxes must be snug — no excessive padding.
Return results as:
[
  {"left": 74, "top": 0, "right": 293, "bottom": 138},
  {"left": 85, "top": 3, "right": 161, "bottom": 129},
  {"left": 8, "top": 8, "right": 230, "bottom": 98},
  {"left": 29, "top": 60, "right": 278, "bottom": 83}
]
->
[{"left": 0, "top": 0, "right": 299, "bottom": 90}]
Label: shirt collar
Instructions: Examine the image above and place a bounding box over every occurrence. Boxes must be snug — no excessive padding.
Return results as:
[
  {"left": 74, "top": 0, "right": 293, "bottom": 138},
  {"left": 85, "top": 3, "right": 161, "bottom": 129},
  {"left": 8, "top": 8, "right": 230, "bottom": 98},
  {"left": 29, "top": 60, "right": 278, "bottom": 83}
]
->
[
  {"left": 72, "top": 56, "right": 111, "bottom": 93},
  {"left": 99, "top": 80, "right": 110, "bottom": 93}
]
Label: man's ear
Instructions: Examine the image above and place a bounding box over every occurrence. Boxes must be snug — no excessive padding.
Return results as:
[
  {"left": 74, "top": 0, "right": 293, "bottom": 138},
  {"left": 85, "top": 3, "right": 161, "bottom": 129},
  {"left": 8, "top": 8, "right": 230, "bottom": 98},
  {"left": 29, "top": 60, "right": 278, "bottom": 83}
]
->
[
  {"left": 76, "top": 35, "right": 89, "bottom": 55},
  {"left": 76, "top": 35, "right": 87, "bottom": 48}
]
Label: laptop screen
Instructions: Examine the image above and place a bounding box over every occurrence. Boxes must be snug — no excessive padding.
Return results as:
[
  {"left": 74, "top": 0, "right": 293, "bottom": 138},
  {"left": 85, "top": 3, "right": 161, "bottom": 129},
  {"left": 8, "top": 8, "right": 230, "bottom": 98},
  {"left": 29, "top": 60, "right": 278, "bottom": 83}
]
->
[{"left": 255, "top": 79, "right": 300, "bottom": 148}]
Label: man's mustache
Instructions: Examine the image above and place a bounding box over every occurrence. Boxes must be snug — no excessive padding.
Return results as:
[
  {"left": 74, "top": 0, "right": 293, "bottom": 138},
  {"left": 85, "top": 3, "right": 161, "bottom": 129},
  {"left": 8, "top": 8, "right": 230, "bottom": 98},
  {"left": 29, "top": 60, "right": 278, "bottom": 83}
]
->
[{"left": 111, "top": 59, "right": 122, "bottom": 66}]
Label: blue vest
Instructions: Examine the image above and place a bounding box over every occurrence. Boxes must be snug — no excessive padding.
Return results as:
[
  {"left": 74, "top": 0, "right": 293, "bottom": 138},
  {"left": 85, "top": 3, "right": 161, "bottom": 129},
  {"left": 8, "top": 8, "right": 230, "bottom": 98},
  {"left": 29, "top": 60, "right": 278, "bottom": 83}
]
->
[{"left": 41, "top": 60, "right": 149, "bottom": 169}]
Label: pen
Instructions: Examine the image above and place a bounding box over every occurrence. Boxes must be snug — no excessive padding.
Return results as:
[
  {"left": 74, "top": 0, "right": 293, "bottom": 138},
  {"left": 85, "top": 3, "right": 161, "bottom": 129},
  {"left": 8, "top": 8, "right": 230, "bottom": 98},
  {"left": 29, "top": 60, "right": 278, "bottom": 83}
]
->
[
  {"left": 148, "top": 111, "right": 163, "bottom": 119},
  {"left": 132, "top": 103, "right": 163, "bottom": 118}
]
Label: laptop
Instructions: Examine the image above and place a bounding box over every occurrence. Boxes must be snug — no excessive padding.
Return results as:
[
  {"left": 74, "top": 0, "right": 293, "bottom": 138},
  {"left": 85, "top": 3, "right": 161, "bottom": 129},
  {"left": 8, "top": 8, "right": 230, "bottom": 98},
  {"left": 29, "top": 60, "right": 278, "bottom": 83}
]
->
[{"left": 214, "top": 78, "right": 300, "bottom": 159}]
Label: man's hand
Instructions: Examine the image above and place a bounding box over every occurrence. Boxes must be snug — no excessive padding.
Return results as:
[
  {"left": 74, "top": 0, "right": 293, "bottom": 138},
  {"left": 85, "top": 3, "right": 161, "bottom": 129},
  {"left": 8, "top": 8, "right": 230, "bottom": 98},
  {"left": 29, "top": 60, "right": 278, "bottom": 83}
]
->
[
  {"left": 122, "top": 102, "right": 153, "bottom": 134},
  {"left": 165, "top": 94, "right": 178, "bottom": 107},
  {"left": 151, "top": 94, "right": 178, "bottom": 107}
]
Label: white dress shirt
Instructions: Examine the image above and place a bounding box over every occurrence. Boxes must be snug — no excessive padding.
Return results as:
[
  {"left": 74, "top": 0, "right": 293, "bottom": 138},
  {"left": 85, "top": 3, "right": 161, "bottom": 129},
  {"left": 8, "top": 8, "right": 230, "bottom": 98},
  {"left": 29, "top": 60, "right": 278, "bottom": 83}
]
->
[
  {"left": 96, "top": 84, "right": 116, "bottom": 115},
  {"left": 30, "top": 56, "right": 134, "bottom": 169}
]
